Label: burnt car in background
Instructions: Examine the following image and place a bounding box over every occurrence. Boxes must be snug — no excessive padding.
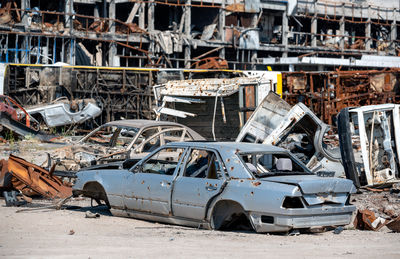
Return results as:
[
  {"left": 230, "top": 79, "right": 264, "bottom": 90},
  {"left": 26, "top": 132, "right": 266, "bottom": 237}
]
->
[
  {"left": 48, "top": 119, "right": 204, "bottom": 172},
  {"left": 73, "top": 142, "right": 356, "bottom": 233}
]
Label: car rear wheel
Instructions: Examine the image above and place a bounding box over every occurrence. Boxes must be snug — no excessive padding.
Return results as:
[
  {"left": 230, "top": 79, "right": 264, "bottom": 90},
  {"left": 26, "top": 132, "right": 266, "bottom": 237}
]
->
[
  {"left": 82, "top": 182, "right": 111, "bottom": 208},
  {"left": 211, "top": 200, "right": 253, "bottom": 231}
]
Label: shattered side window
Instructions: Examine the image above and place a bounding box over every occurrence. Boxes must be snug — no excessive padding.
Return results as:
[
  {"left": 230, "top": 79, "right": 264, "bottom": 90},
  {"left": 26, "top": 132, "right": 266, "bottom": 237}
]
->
[
  {"left": 140, "top": 147, "right": 186, "bottom": 175},
  {"left": 183, "top": 149, "right": 224, "bottom": 179},
  {"left": 240, "top": 153, "right": 308, "bottom": 177}
]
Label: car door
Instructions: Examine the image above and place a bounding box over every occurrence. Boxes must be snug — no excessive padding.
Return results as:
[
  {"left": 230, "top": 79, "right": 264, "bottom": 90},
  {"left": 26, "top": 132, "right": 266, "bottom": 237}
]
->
[
  {"left": 171, "top": 148, "right": 226, "bottom": 220},
  {"left": 123, "top": 146, "right": 187, "bottom": 216}
]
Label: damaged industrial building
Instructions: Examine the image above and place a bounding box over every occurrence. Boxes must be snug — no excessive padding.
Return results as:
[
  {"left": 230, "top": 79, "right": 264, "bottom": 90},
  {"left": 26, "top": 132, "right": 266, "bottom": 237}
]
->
[{"left": 0, "top": 0, "right": 400, "bottom": 239}]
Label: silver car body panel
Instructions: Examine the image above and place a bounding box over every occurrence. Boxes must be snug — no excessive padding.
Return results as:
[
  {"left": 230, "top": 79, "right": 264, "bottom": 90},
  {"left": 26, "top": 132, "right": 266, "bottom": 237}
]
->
[
  {"left": 73, "top": 142, "right": 356, "bottom": 233},
  {"left": 25, "top": 101, "right": 102, "bottom": 127}
]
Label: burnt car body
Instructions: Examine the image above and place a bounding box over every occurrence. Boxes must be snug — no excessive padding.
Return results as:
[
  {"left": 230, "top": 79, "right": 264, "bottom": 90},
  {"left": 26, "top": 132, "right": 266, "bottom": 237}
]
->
[
  {"left": 24, "top": 98, "right": 102, "bottom": 127},
  {"left": 236, "top": 92, "right": 344, "bottom": 177},
  {"left": 338, "top": 104, "right": 400, "bottom": 187},
  {"left": 73, "top": 142, "right": 356, "bottom": 233},
  {"left": 49, "top": 119, "right": 204, "bottom": 172},
  {"left": 0, "top": 95, "right": 54, "bottom": 141}
]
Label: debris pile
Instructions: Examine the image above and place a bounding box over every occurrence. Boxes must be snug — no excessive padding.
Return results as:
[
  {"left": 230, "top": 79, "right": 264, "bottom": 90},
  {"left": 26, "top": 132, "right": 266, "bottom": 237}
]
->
[
  {"left": 0, "top": 154, "right": 72, "bottom": 206},
  {"left": 352, "top": 187, "right": 400, "bottom": 232}
]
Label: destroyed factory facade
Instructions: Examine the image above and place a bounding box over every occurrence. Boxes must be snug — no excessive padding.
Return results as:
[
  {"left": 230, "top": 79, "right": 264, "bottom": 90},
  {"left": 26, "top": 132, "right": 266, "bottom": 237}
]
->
[
  {"left": 1, "top": 0, "right": 400, "bottom": 69},
  {"left": 0, "top": 0, "right": 398, "bottom": 127}
]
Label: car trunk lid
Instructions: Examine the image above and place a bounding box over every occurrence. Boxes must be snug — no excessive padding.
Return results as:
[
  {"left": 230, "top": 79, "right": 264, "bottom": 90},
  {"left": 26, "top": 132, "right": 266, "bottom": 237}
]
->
[{"left": 262, "top": 175, "right": 355, "bottom": 205}]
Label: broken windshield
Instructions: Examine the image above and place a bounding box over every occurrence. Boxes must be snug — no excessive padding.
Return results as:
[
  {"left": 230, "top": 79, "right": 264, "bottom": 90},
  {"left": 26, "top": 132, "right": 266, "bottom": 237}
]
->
[{"left": 239, "top": 152, "right": 312, "bottom": 178}]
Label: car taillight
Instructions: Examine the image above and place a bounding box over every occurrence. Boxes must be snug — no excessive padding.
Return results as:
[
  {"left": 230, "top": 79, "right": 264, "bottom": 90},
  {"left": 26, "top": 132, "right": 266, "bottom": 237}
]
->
[{"left": 282, "top": 197, "right": 304, "bottom": 208}]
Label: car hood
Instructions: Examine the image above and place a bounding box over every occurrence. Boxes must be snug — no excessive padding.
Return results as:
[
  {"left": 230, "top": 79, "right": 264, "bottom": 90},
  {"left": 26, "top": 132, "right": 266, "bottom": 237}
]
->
[{"left": 260, "top": 175, "right": 356, "bottom": 205}]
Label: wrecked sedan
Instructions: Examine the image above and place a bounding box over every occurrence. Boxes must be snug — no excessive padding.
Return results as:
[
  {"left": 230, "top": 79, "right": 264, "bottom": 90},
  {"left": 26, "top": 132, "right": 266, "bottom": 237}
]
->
[
  {"left": 49, "top": 119, "right": 204, "bottom": 172},
  {"left": 73, "top": 142, "right": 356, "bottom": 233}
]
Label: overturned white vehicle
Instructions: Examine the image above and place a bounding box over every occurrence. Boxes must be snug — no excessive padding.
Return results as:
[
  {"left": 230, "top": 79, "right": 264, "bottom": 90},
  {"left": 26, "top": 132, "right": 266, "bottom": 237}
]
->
[
  {"left": 24, "top": 98, "right": 102, "bottom": 127},
  {"left": 73, "top": 142, "right": 356, "bottom": 233},
  {"left": 236, "top": 92, "right": 344, "bottom": 177}
]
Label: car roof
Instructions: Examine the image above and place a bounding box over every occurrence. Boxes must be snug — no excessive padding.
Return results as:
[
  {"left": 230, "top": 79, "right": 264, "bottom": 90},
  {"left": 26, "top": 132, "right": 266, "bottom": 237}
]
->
[
  {"left": 166, "top": 141, "right": 287, "bottom": 153},
  {"left": 104, "top": 119, "right": 182, "bottom": 128},
  {"left": 102, "top": 119, "right": 205, "bottom": 140}
]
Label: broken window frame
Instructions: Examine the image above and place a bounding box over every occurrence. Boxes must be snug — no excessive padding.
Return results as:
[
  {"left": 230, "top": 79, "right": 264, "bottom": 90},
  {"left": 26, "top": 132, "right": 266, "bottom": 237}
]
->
[
  {"left": 131, "top": 127, "right": 194, "bottom": 154},
  {"left": 238, "top": 151, "right": 312, "bottom": 178}
]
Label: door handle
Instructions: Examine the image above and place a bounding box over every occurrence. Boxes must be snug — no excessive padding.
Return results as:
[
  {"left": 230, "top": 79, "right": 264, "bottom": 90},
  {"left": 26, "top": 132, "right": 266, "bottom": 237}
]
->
[
  {"left": 161, "top": 181, "right": 171, "bottom": 187},
  {"left": 205, "top": 185, "right": 217, "bottom": 191}
]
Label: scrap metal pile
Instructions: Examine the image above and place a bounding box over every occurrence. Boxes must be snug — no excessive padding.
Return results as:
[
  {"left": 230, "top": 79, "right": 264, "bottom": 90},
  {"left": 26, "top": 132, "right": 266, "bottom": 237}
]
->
[
  {"left": 282, "top": 69, "right": 400, "bottom": 125},
  {"left": 0, "top": 155, "right": 72, "bottom": 206},
  {"left": 0, "top": 70, "right": 399, "bottom": 234}
]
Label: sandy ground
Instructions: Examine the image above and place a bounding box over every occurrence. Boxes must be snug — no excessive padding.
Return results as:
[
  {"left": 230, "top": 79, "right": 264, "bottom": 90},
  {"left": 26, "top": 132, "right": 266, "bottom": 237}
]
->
[{"left": 0, "top": 198, "right": 399, "bottom": 259}]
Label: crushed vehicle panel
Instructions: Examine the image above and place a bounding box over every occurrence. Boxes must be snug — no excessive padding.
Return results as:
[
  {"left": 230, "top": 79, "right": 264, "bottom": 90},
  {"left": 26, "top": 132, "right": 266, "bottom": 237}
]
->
[
  {"left": 24, "top": 98, "right": 102, "bottom": 127},
  {"left": 0, "top": 95, "right": 53, "bottom": 141},
  {"left": 236, "top": 92, "right": 344, "bottom": 177},
  {"left": 73, "top": 142, "right": 356, "bottom": 233},
  {"left": 338, "top": 104, "right": 400, "bottom": 187}
]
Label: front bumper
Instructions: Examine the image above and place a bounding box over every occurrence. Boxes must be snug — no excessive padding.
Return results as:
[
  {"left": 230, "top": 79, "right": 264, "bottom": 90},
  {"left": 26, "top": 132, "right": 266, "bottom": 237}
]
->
[{"left": 249, "top": 205, "right": 356, "bottom": 233}]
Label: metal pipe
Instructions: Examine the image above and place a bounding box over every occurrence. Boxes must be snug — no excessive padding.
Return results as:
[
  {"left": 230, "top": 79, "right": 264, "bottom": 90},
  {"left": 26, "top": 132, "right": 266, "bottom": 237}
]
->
[
  {"left": 103, "top": 0, "right": 107, "bottom": 18},
  {"left": 212, "top": 84, "right": 234, "bottom": 140}
]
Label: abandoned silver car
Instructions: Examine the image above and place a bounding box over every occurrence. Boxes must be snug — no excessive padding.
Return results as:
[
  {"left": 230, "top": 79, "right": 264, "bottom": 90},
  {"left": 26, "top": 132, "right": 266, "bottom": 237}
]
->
[{"left": 73, "top": 142, "right": 356, "bottom": 233}]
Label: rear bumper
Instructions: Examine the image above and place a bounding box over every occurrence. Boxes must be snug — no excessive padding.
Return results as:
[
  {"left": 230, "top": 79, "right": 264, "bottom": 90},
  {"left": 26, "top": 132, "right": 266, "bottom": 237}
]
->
[{"left": 249, "top": 205, "right": 356, "bottom": 233}]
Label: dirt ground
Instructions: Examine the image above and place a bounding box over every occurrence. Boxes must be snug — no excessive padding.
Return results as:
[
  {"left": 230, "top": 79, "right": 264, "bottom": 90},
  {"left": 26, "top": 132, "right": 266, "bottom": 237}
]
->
[{"left": 0, "top": 198, "right": 399, "bottom": 259}]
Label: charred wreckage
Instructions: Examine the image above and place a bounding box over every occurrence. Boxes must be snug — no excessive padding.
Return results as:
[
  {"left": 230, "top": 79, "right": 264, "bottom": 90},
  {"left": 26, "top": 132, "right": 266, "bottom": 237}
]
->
[{"left": 0, "top": 67, "right": 399, "bottom": 234}]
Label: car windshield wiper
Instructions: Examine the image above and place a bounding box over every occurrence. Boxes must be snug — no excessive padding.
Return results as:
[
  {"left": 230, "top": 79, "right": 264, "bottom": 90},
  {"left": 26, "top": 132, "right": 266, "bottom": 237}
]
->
[{"left": 256, "top": 171, "right": 311, "bottom": 178}]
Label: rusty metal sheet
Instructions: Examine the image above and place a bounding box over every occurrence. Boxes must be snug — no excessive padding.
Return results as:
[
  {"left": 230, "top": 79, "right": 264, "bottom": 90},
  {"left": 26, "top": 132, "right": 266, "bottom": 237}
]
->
[
  {"left": 0, "top": 159, "right": 9, "bottom": 188},
  {"left": 386, "top": 216, "right": 400, "bottom": 232},
  {"left": 7, "top": 155, "right": 72, "bottom": 199},
  {"left": 353, "top": 209, "right": 389, "bottom": 231},
  {"left": 192, "top": 57, "right": 229, "bottom": 70}
]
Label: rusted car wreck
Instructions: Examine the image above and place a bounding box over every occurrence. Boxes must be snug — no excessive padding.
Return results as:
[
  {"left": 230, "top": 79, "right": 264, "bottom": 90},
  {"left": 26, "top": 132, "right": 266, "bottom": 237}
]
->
[
  {"left": 73, "top": 142, "right": 356, "bottom": 233},
  {"left": 49, "top": 119, "right": 204, "bottom": 172}
]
